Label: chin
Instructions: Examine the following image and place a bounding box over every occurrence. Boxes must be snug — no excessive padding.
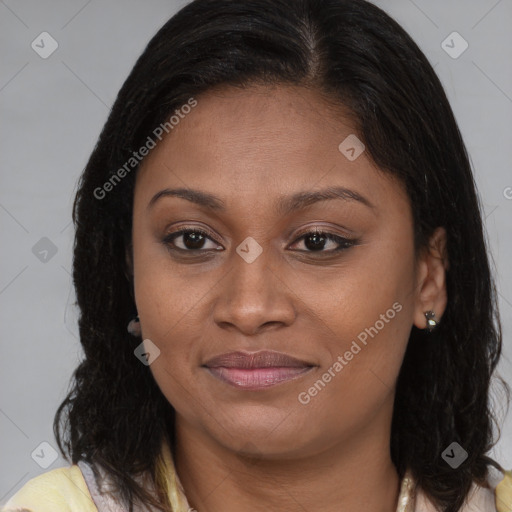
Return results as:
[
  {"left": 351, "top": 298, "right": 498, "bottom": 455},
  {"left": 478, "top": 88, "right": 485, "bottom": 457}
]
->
[{"left": 206, "top": 413, "right": 319, "bottom": 459}]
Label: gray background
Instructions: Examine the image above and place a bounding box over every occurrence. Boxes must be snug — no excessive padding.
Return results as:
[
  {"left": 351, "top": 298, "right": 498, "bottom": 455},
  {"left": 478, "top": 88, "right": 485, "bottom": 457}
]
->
[{"left": 1, "top": 0, "right": 511, "bottom": 504}]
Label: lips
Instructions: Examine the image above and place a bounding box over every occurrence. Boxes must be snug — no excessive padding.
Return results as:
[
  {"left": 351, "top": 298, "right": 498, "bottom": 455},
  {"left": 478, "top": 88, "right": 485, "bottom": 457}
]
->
[
  {"left": 204, "top": 350, "right": 312, "bottom": 369},
  {"left": 203, "top": 350, "right": 315, "bottom": 390}
]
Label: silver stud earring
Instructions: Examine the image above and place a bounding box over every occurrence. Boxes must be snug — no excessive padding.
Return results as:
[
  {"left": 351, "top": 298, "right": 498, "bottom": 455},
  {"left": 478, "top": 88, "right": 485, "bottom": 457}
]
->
[
  {"left": 127, "top": 315, "right": 141, "bottom": 337},
  {"left": 424, "top": 310, "right": 438, "bottom": 332}
]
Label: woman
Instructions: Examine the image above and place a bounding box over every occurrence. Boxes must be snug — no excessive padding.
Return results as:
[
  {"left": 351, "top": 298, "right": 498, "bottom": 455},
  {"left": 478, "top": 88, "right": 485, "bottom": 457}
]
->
[{"left": 2, "top": 0, "right": 511, "bottom": 511}]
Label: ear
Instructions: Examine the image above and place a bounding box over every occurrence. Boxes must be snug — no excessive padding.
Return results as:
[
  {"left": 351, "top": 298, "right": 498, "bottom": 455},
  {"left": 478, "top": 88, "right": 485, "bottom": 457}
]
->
[{"left": 413, "top": 227, "right": 449, "bottom": 330}]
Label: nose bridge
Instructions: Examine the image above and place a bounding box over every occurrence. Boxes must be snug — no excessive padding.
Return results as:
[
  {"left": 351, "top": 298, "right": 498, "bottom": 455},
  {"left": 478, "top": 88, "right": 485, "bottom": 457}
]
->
[
  {"left": 233, "top": 243, "right": 273, "bottom": 299},
  {"left": 212, "top": 238, "right": 295, "bottom": 333}
]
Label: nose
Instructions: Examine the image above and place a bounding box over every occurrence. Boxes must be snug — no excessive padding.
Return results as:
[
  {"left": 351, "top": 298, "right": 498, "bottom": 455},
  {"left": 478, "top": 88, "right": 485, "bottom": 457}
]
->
[{"left": 212, "top": 244, "right": 296, "bottom": 336}]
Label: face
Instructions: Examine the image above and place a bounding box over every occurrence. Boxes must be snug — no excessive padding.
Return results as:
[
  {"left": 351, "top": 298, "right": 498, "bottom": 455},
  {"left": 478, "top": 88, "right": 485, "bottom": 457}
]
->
[{"left": 130, "top": 84, "right": 431, "bottom": 459}]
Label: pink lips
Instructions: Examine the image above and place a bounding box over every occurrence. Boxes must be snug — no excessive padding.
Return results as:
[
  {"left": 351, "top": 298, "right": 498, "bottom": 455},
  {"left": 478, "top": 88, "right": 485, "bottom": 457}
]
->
[{"left": 203, "top": 350, "right": 314, "bottom": 390}]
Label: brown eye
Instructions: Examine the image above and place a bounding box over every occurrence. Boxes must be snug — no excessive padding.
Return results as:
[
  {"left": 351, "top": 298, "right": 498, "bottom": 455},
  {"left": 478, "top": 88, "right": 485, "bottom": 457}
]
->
[
  {"left": 163, "top": 228, "right": 222, "bottom": 252},
  {"left": 290, "top": 230, "right": 356, "bottom": 253}
]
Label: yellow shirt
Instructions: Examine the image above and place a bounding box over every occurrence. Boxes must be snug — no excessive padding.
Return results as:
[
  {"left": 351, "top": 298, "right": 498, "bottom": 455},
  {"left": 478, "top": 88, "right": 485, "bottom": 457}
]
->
[
  {"left": 1, "top": 465, "right": 97, "bottom": 512},
  {"left": 2, "top": 441, "right": 511, "bottom": 512}
]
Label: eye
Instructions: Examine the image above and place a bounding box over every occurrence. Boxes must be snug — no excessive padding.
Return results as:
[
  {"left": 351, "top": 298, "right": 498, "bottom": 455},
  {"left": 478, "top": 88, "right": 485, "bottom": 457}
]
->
[
  {"left": 162, "top": 228, "right": 222, "bottom": 252},
  {"left": 162, "top": 227, "right": 356, "bottom": 254},
  {"left": 288, "top": 228, "right": 356, "bottom": 253}
]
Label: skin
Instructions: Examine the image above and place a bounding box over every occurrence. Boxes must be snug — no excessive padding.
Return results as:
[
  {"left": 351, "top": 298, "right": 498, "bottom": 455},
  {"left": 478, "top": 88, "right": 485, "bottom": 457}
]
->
[{"left": 128, "top": 84, "right": 448, "bottom": 512}]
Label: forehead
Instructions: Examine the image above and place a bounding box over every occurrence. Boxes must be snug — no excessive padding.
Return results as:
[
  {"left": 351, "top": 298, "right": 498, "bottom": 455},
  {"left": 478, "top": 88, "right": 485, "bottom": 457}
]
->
[
  {"left": 140, "top": 84, "right": 354, "bottom": 170},
  {"left": 135, "top": 84, "right": 407, "bottom": 216}
]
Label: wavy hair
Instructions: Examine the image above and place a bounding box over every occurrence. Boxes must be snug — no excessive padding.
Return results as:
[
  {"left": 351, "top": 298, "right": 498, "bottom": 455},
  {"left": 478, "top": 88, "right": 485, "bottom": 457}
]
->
[{"left": 54, "top": 0, "right": 510, "bottom": 510}]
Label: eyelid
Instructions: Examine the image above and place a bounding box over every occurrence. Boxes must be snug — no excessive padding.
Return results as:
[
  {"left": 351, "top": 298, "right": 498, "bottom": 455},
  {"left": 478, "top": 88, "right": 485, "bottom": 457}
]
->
[
  {"left": 163, "top": 226, "right": 223, "bottom": 250},
  {"left": 287, "top": 228, "right": 357, "bottom": 252},
  {"left": 291, "top": 224, "right": 355, "bottom": 240},
  {"left": 165, "top": 222, "right": 354, "bottom": 242},
  {"left": 163, "top": 224, "right": 358, "bottom": 254}
]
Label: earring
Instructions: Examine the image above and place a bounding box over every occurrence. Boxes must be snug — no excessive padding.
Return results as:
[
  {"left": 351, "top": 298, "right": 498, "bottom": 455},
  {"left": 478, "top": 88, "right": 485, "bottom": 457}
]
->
[
  {"left": 127, "top": 315, "right": 141, "bottom": 337},
  {"left": 424, "top": 310, "right": 438, "bottom": 332}
]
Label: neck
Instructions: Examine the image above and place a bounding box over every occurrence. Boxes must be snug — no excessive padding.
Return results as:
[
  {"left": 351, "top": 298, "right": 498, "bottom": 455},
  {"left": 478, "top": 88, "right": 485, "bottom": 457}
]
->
[{"left": 174, "top": 408, "right": 401, "bottom": 512}]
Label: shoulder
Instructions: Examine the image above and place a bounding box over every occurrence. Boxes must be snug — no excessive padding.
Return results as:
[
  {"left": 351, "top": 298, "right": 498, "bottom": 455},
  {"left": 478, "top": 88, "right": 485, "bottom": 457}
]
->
[
  {"left": 495, "top": 468, "right": 512, "bottom": 512},
  {"left": 414, "top": 466, "right": 512, "bottom": 512},
  {"left": 0, "top": 465, "right": 97, "bottom": 512}
]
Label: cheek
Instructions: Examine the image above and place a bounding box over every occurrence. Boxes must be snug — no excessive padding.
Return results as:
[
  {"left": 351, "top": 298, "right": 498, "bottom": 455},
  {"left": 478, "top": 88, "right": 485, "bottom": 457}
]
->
[
  {"left": 132, "top": 260, "right": 211, "bottom": 417},
  {"left": 135, "top": 268, "right": 209, "bottom": 340},
  {"left": 130, "top": 229, "right": 206, "bottom": 394},
  {"left": 298, "top": 232, "right": 416, "bottom": 407},
  {"left": 305, "top": 230, "right": 415, "bottom": 349},
  {"left": 133, "top": 265, "right": 214, "bottom": 392},
  {"left": 296, "top": 297, "right": 413, "bottom": 442},
  {"left": 130, "top": 227, "right": 237, "bottom": 414},
  {"left": 132, "top": 214, "right": 214, "bottom": 342}
]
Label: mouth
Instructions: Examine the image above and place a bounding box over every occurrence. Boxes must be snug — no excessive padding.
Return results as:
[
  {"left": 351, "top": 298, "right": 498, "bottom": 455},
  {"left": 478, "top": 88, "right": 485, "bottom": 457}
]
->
[{"left": 202, "top": 350, "right": 315, "bottom": 390}]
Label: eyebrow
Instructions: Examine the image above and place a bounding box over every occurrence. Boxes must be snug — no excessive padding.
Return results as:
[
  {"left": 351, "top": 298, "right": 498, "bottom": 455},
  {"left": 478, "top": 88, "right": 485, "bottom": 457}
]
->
[{"left": 147, "top": 185, "right": 375, "bottom": 214}]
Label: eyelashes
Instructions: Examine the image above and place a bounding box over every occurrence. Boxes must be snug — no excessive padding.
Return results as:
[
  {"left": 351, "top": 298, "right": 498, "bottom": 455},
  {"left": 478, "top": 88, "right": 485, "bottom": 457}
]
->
[
  {"left": 162, "top": 226, "right": 358, "bottom": 255},
  {"left": 163, "top": 228, "right": 222, "bottom": 252}
]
